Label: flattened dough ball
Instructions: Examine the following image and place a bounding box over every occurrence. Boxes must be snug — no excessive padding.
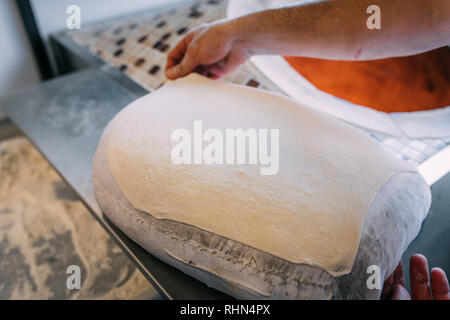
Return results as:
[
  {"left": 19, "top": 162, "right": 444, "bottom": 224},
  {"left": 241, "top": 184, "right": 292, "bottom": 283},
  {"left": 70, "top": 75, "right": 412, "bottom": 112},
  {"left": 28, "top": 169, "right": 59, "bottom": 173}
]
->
[{"left": 93, "top": 74, "right": 431, "bottom": 299}]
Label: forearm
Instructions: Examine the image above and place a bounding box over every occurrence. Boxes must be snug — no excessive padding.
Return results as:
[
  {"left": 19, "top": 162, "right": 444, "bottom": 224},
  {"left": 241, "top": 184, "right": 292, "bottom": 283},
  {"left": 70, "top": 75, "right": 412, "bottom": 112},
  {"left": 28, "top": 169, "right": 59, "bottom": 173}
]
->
[{"left": 228, "top": 0, "right": 450, "bottom": 60}]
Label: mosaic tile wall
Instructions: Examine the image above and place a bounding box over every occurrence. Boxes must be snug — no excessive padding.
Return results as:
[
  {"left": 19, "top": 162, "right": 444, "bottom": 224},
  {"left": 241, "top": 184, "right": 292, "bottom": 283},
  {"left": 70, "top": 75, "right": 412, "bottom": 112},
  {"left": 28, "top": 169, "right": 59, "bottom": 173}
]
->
[{"left": 68, "top": 0, "right": 281, "bottom": 93}]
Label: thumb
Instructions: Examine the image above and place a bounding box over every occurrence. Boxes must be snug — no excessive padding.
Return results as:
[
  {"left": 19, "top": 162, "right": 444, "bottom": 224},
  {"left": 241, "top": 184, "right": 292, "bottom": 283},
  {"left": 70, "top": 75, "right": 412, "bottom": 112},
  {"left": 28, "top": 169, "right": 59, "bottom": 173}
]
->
[
  {"left": 166, "top": 51, "right": 199, "bottom": 80},
  {"left": 390, "top": 284, "right": 411, "bottom": 300}
]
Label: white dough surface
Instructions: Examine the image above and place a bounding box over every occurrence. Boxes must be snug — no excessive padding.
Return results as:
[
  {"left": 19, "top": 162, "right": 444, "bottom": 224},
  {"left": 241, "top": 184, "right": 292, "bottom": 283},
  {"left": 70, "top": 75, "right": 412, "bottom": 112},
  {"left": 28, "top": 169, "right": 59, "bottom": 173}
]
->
[{"left": 105, "top": 74, "right": 416, "bottom": 276}]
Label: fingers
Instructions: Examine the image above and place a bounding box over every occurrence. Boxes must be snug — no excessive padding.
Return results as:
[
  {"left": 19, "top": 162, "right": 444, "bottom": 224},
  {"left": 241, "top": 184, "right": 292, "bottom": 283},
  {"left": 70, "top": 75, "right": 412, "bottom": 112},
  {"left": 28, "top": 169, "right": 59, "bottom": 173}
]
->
[
  {"left": 430, "top": 268, "right": 450, "bottom": 300},
  {"left": 381, "top": 261, "right": 406, "bottom": 300},
  {"left": 191, "top": 65, "right": 220, "bottom": 80},
  {"left": 167, "top": 51, "right": 200, "bottom": 80},
  {"left": 410, "top": 254, "right": 433, "bottom": 300},
  {"left": 392, "top": 260, "right": 406, "bottom": 286},
  {"left": 381, "top": 274, "right": 394, "bottom": 300},
  {"left": 165, "top": 22, "right": 247, "bottom": 81},
  {"left": 203, "top": 64, "right": 227, "bottom": 79},
  {"left": 390, "top": 284, "right": 411, "bottom": 300},
  {"left": 166, "top": 32, "right": 197, "bottom": 79},
  {"left": 383, "top": 255, "right": 448, "bottom": 300},
  {"left": 166, "top": 32, "right": 192, "bottom": 69},
  {"left": 198, "top": 50, "right": 247, "bottom": 80}
]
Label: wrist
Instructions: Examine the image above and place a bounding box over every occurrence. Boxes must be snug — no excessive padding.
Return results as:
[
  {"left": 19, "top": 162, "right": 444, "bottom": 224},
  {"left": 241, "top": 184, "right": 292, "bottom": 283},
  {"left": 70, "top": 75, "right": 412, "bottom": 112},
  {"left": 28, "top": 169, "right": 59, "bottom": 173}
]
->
[{"left": 224, "top": 16, "right": 256, "bottom": 56}]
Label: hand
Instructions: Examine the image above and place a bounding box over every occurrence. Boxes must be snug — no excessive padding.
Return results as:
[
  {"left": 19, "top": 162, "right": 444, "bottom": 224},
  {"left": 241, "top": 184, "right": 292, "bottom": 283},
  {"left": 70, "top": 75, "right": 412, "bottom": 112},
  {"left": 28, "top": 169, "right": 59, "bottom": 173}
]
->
[
  {"left": 381, "top": 254, "right": 450, "bottom": 300},
  {"left": 165, "top": 20, "right": 249, "bottom": 80}
]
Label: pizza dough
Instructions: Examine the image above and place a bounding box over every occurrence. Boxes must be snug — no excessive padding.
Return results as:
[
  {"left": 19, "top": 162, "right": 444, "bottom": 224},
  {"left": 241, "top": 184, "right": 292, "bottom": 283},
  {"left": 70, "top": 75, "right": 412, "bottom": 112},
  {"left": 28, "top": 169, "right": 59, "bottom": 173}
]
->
[
  {"left": 94, "top": 74, "right": 431, "bottom": 298},
  {"left": 105, "top": 74, "right": 419, "bottom": 276}
]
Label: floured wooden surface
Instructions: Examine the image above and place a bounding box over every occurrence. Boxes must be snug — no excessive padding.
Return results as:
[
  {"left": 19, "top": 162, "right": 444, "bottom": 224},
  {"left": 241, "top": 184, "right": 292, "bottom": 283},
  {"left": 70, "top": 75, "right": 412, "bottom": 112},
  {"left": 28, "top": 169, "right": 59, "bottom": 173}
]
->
[
  {"left": 93, "top": 77, "right": 431, "bottom": 299},
  {"left": 0, "top": 137, "right": 151, "bottom": 299}
]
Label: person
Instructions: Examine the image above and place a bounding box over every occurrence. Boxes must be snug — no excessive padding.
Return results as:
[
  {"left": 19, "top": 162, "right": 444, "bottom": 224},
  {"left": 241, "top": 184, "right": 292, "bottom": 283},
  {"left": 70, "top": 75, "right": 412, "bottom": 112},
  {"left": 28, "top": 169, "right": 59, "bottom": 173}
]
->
[
  {"left": 165, "top": 0, "right": 450, "bottom": 80},
  {"left": 384, "top": 254, "right": 449, "bottom": 300}
]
